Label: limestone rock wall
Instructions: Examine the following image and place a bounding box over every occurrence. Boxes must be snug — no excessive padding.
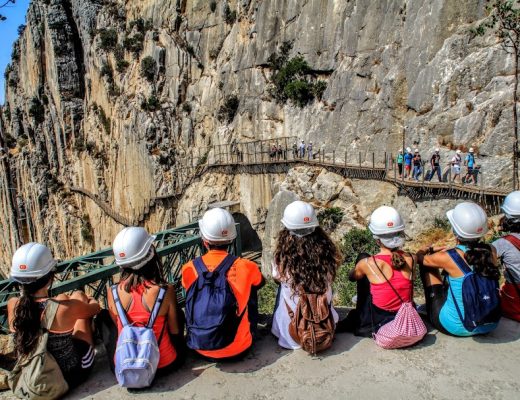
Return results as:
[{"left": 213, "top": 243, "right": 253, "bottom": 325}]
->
[{"left": 0, "top": 0, "right": 513, "bottom": 271}]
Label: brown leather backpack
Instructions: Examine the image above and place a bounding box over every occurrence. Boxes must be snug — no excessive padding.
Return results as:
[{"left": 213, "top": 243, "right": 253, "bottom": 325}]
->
[{"left": 285, "top": 293, "right": 335, "bottom": 355}]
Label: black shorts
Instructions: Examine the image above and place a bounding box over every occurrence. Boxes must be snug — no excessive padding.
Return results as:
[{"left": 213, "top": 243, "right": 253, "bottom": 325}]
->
[
  {"left": 424, "top": 284, "right": 450, "bottom": 335},
  {"left": 63, "top": 339, "right": 95, "bottom": 389}
]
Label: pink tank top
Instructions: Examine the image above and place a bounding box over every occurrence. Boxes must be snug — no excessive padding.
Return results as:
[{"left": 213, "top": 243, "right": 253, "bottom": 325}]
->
[
  {"left": 116, "top": 285, "right": 177, "bottom": 368},
  {"left": 369, "top": 254, "right": 413, "bottom": 312}
]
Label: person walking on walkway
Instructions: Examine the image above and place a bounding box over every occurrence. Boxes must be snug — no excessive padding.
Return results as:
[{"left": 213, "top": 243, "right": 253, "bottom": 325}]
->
[
  {"left": 292, "top": 142, "right": 298, "bottom": 159},
  {"left": 464, "top": 147, "right": 476, "bottom": 184},
  {"left": 427, "top": 148, "right": 442, "bottom": 182},
  {"left": 412, "top": 149, "right": 423, "bottom": 181},
  {"left": 492, "top": 191, "right": 520, "bottom": 322},
  {"left": 307, "top": 142, "right": 313, "bottom": 160},
  {"left": 404, "top": 147, "right": 413, "bottom": 179},
  {"left": 451, "top": 150, "right": 462, "bottom": 183},
  {"left": 299, "top": 140, "right": 306, "bottom": 159},
  {"left": 396, "top": 149, "right": 404, "bottom": 178}
]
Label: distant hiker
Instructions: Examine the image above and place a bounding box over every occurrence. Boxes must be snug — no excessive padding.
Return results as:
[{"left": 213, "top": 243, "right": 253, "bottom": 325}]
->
[
  {"left": 307, "top": 142, "right": 313, "bottom": 160},
  {"left": 105, "top": 227, "right": 185, "bottom": 387},
  {"left": 336, "top": 207, "right": 424, "bottom": 350},
  {"left": 492, "top": 191, "right": 520, "bottom": 322},
  {"left": 8, "top": 243, "right": 100, "bottom": 398},
  {"left": 417, "top": 202, "right": 501, "bottom": 337},
  {"left": 270, "top": 144, "right": 277, "bottom": 160},
  {"left": 451, "top": 149, "right": 462, "bottom": 183},
  {"left": 427, "top": 148, "right": 442, "bottom": 182},
  {"left": 404, "top": 147, "right": 413, "bottom": 179},
  {"left": 463, "top": 147, "right": 476, "bottom": 184},
  {"left": 292, "top": 142, "right": 298, "bottom": 158},
  {"left": 271, "top": 201, "right": 340, "bottom": 353},
  {"left": 396, "top": 149, "right": 404, "bottom": 178},
  {"left": 277, "top": 144, "right": 284, "bottom": 160},
  {"left": 182, "top": 208, "right": 264, "bottom": 360},
  {"left": 412, "top": 149, "right": 422, "bottom": 181},
  {"left": 299, "top": 140, "right": 306, "bottom": 158}
]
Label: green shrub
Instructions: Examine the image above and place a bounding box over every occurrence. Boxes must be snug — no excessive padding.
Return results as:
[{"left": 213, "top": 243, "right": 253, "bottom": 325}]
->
[
  {"left": 258, "top": 278, "right": 278, "bottom": 315},
  {"left": 116, "top": 59, "right": 129, "bottom": 73},
  {"left": 284, "top": 79, "right": 314, "bottom": 107},
  {"left": 182, "top": 102, "right": 192, "bottom": 113},
  {"left": 28, "top": 97, "right": 45, "bottom": 124},
  {"left": 128, "top": 18, "right": 145, "bottom": 33},
  {"left": 98, "top": 108, "right": 111, "bottom": 134},
  {"left": 85, "top": 141, "right": 96, "bottom": 152},
  {"left": 433, "top": 216, "right": 451, "bottom": 231},
  {"left": 8, "top": 79, "right": 17, "bottom": 88},
  {"left": 140, "top": 56, "right": 157, "bottom": 82},
  {"left": 333, "top": 262, "right": 357, "bottom": 306},
  {"left": 217, "top": 95, "right": 239, "bottom": 123},
  {"left": 4, "top": 133, "right": 16, "bottom": 148},
  {"left": 123, "top": 33, "right": 144, "bottom": 57},
  {"left": 100, "top": 62, "right": 114, "bottom": 81},
  {"left": 141, "top": 95, "right": 160, "bottom": 111},
  {"left": 317, "top": 207, "right": 344, "bottom": 231},
  {"left": 17, "top": 24, "right": 26, "bottom": 36},
  {"left": 224, "top": 4, "right": 237, "bottom": 24},
  {"left": 312, "top": 80, "right": 327, "bottom": 100},
  {"left": 81, "top": 214, "right": 94, "bottom": 243},
  {"left": 99, "top": 28, "right": 118, "bottom": 51},
  {"left": 341, "top": 227, "right": 378, "bottom": 264},
  {"left": 210, "top": 1, "right": 217, "bottom": 12},
  {"left": 2, "top": 107, "right": 11, "bottom": 121},
  {"left": 17, "top": 138, "right": 28, "bottom": 148}
]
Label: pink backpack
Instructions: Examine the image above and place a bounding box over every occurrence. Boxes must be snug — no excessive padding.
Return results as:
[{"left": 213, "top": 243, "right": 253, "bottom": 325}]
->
[{"left": 371, "top": 256, "right": 427, "bottom": 349}]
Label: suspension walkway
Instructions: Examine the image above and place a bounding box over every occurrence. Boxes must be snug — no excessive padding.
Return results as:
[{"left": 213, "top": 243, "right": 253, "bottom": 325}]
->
[{"left": 68, "top": 137, "right": 510, "bottom": 225}]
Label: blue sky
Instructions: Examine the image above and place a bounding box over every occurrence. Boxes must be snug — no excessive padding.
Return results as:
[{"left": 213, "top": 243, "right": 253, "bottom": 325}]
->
[{"left": 0, "top": 0, "right": 31, "bottom": 104}]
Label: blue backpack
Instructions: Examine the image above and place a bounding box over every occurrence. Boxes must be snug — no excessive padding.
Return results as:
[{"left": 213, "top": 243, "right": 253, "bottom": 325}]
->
[
  {"left": 112, "top": 285, "right": 166, "bottom": 388},
  {"left": 446, "top": 249, "right": 501, "bottom": 332},
  {"left": 185, "top": 254, "right": 246, "bottom": 350}
]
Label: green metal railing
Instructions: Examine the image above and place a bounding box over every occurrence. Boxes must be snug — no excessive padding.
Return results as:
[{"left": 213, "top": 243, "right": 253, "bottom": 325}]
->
[{"left": 0, "top": 221, "right": 242, "bottom": 333}]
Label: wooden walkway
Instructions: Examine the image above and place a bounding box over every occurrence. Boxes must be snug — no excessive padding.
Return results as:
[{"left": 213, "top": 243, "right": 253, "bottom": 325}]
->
[{"left": 69, "top": 139, "right": 511, "bottom": 225}]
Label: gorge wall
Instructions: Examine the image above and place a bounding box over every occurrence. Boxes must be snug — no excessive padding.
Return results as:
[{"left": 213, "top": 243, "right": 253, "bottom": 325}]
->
[{"left": 0, "top": 0, "right": 513, "bottom": 272}]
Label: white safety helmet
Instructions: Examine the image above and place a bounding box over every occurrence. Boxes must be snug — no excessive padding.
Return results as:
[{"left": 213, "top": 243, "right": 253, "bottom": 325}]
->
[
  {"left": 456, "top": 149, "right": 462, "bottom": 154},
  {"left": 446, "top": 202, "right": 488, "bottom": 240},
  {"left": 10, "top": 242, "right": 57, "bottom": 283},
  {"left": 199, "top": 208, "right": 237, "bottom": 244},
  {"left": 435, "top": 148, "right": 440, "bottom": 152},
  {"left": 369, "top": 206, "right": 406, "bottom": 249},
  {"left": 398, "top": 148, "right": 403, "bottom": 153},
  {"left": 113, "top": 227, "right": 156, "bottom": 270},
  {"left": 414, "top": 149, "right": 419, "bottom": 153},
  {"left": 469, "top": 147, "right": 474, "bottom": 153},
  {"left": 501, "top": 191, "right": 520, "bottom": 219},
  {"left": 406, "top": 147, "right": 411, "bottom": 153},
  {"left": 281, "top": 201, "right": 319, "bottom": 236}
]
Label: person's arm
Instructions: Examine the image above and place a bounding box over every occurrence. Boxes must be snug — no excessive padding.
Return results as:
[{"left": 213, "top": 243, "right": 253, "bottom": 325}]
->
[
  {"left": 348, "top": 259, "right": 367, "bottom": 282},
  {"left": 165, "top": 285, "right": 180, "bottom": 335},
  {"left": 106, "top": 286, "right": 118, "bottom": 325},
  {"left": 60, "top": 296, "right": 101, "bottom": 320},
  {"left": 7, "top": 297, "right": 18, "bottom": 332}
]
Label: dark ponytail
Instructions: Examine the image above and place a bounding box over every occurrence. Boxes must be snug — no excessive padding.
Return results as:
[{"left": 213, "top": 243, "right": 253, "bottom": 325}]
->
[
  {"left": 464, "top": 242, "right": 500, "bottom": 280},
  {"left": 390, "top": 250, "right": 407, "bottom": 271},
  {"left": 13, "top": 272, "right": 54, "bottom": 357},
  {"left": 120, "top": 250, "right": 165, "bottom": 293},
  {"left": 501, "top": 217, "right": 520, "bottom": 234}
]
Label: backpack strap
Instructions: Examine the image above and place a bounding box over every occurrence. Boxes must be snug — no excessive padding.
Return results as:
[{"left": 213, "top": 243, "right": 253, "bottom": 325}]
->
[
  {"left": 503, "top": 234, "right": 520, "bottom": 250},
  {"left": 111, "top": 285, "right": 130, "bottom": 327},
  {"left": 42, "top": 299, "right": 60, "bottom": 331},
  {"left": 371, "top": 257, "right": 405, "bottom": 304},
  {"left": 192, "top": 254, "right": 237, "bottom": 286},
  {"left": 146, "top": 287, "right": 166, "bottom": 329},
  {"left": 446, "top": 249, "right": 472, "bottom": 275}
]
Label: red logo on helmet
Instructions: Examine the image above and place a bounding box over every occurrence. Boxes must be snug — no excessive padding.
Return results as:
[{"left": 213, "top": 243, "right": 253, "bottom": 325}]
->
[
  {"left": 19, "top": 264, "right": 27, "bottom": 270},
  {"left": 119, "top": 252, "right": 126, "bottom": 258},
  {"left": 222, "top": 230, "right": 228, "bottom": 236},
  {"left": 477, "top": 227, "right": 483, "bottom": 233},
  {"left": 303, "top": 217, "right": 310, "bottom": 223},
  {"left": 387, "top": 222, "right": 394, "bottom": 227}
]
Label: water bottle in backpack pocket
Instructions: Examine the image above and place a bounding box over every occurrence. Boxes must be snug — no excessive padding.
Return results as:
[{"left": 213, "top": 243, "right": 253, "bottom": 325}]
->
[
  {"left": 185, "top": 254, "right": 246, "bottom": 350},
  {"left": 446, "top": 249, "right": 501, "bottom": 332},
  {"left": 112, "top": 286, "right": 165, "bottom": 388}
]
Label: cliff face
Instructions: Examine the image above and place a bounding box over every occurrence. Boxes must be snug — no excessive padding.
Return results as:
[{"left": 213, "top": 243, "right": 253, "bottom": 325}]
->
[{"left": 0, "top": 0, "right": 513, "bottom": 271}]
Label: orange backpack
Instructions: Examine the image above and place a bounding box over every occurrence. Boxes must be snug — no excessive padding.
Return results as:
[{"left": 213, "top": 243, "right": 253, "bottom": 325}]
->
[{"left": 285, "top": 293, "right": 335, "bottom": 355}]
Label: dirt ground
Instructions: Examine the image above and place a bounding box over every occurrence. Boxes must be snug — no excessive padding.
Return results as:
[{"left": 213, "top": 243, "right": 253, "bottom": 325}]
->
[{"left": 2, "top": 316, "right": 516, "bottom": 400}]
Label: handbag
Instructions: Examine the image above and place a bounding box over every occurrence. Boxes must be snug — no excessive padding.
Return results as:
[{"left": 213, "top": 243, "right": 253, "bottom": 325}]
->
[{"left": 371, "top": 255, "right": 427, "bottom": 349}]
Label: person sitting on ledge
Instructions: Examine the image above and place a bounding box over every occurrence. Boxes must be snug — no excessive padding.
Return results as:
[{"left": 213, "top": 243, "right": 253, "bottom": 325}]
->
[
  {"left": 417, "top": 202, "right": 501, "bottom": 337},
  {"left": 182, "top": 208, "right": 264, "bottom": 361},
  {"left": 336, "top": 206, "right": 414, "bottom": 336}
]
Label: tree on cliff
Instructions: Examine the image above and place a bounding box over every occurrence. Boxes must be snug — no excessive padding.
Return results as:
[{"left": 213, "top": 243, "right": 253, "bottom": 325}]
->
[
  {"left": 0, "top": 0, "right": 15, "bottom": 21},
  {"left": 474, "top": 0, "right": 520, "bottom": 189}
]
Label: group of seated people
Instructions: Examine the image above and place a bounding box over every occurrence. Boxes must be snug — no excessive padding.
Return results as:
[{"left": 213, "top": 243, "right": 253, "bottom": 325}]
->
[{"left": 6, "top": 191, "right": 520, "bottom": 397}]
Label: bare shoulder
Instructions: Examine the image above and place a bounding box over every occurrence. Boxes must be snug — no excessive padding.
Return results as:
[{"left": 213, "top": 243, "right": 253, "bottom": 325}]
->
[
  {"left": 54, "top": 293, "right": 69, "bottom": 301},
  {"left": 7, "top": 296, "right": 19, "bottom": 310}
]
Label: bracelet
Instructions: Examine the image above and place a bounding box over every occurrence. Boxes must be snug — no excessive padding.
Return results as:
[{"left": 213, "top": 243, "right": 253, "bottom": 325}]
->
[{"left": 428, "top": 246, "right": 434, "bottom": 255}]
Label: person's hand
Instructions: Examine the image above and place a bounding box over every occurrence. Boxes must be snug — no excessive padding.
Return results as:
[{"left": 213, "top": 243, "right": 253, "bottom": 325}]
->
[{"left": 418, "top": 245, "right": 446, "bottom": 254}]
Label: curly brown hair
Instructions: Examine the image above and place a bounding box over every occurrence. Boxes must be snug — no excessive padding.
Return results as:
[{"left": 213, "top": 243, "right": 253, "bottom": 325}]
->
[{"left": 274, "top": 226, "right": 341, "bottom": 294}]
